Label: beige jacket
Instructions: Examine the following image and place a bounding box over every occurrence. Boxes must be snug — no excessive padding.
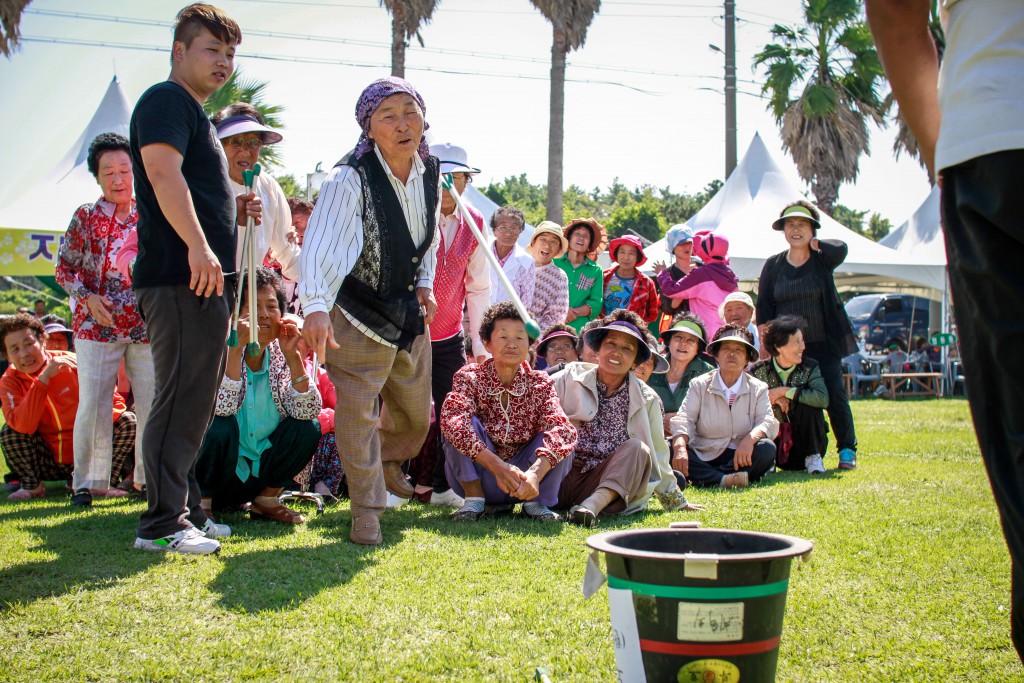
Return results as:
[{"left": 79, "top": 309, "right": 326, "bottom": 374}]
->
[
  {"left": 669, "top": 370, "right": 779, "bottom": 462},
  {"left": 553, "top": 362, "right": 672, "bottom": 513}
]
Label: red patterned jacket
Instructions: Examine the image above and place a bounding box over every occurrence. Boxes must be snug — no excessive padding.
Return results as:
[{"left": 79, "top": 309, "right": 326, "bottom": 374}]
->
[
  {"left": 440, "top": 359, "right": 577, "bottom": 467},
  {"left": 602, "top": 266, "right": 661, "bottom": 322}
]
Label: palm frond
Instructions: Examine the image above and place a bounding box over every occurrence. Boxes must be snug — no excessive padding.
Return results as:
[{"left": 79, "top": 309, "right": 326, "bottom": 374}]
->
[
  {"left": 529, "top": 0, "right": 601, "bottom": 51},
  {"left": 0, "top": 0, "right": 32, "bottom": 57}
]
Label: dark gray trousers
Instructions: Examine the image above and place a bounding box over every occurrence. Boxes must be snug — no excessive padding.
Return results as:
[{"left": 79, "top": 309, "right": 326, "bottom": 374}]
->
[{"left": 134, "top": 283, "right": 232, "bottom": 540}]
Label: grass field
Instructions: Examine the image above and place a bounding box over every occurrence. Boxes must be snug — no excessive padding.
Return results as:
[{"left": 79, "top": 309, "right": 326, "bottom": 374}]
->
[{"left": 0, "top": 399, "right": 1020, "bottom": 682}]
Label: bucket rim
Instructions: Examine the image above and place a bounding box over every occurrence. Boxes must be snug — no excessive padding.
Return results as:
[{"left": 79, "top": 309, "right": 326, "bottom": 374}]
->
[{"left": 586, "top": 527, "right": 814, "bottom": 562}]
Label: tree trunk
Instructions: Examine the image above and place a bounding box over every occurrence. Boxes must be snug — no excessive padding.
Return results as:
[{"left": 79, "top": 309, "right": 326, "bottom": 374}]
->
[
  {"left": 391, "top": 4, "right": 406, "bottom": 78},
  {"left": 811, "top": 179, "right": 838, "bottom": 215},
  {"left": 546, "top": 24, "right": 567, "bottom": 225}
]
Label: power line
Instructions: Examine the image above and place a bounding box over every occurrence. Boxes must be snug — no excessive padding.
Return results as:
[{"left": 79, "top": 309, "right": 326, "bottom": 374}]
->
[
  {"left": 26, "top": 9, "right": 753, "bottom": 84},
  {"left": 20, "top": 35, "right": 673, "bottom": 94}
]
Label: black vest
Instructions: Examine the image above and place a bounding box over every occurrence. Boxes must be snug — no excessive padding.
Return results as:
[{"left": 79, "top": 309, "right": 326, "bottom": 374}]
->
[{"left": 334, "top": 149, "right": 439, "bottom": 352}]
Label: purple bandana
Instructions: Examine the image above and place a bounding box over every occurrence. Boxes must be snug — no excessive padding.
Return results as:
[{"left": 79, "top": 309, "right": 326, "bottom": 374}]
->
[{"left": 353, "top": 76, "right": 430, "bottom": 161}]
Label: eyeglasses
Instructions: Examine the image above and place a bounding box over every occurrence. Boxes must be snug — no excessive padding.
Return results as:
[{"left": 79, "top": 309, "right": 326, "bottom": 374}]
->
[
  {"left": 225, "top": 138, "right": 263, "bottom": 150},
  {"left": 493, "top": 226, "right": 522, "bottom": 234},
  {"left": 546, "top": 341, "right": 576, "bottom": 352}
]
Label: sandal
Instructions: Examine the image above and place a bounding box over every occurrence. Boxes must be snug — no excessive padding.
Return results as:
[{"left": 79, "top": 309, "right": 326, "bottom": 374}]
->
[
  {"left": 248, "top": 500, "right": 306, "bottom": 524},
  {"left": 9, "top": 485, "right": 46, "bottom": 501},
  {"left": 568, "top": 505, "right": 597, "bottom": 528}
]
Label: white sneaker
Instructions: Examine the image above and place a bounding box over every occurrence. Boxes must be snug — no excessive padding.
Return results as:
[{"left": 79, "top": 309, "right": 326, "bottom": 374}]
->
[
  {"left": 429, "top": 489, "right": 465, "bottom": 508},
  {"left": 386, "top": 492, "right": 409, "bottom": 509},
  {"left": 134, "top": 527, "right": 221, "bottom": 555},
  {"left": 200, "top": 518, "right": 232, "bottom": 539},
  {"left": 805, "top": 454, "right": 826, "bottom": 474}
]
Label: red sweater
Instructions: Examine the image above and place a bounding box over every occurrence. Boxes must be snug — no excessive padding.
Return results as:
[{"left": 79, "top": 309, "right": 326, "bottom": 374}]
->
[{"left": 0, "top": 351, "right": 126, "bottom": 464}]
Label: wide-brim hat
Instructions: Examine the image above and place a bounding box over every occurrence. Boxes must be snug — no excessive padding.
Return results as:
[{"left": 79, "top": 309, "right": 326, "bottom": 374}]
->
[
  {"left": 215, "top": 114, "right": 284, "bottom": 145},
  {"left": 583, "top": 320, "right": 652, "bottom": 366},
  {"left": 650, "top": 350, "right": 670, "bottom": 374},
  {"left": 528, "top": 221, "right": 569, "bottom": 259},
  {"left": 429, "top": 141, "right": 480, "bottom": 174},
  {"left": 717, "top": 291, "right": 755, "bottom": 322},
  {"left": 43, "top": 322, "right": 72, "bottom": 336},
  {"left": 563, "top": 218, "right": 609, "bottom": 260},
  {"left": 772, "top": 203, "right": 821, "bottom": 231},
  {"left": 536, "top": 328, "right": 579, "bottom": 357},
  {"left": 609, "top": 235, "right": 648, "bottom": 267},
  {"left": 707, "top": 327, "right": 759, "bottom": 362},
  {"left": 660, "top": 319, "right": 707, "bottom": 352}
]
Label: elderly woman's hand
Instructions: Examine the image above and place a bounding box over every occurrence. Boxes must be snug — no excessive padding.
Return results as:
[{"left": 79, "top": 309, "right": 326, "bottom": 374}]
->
[
  {"left": 672, "top": 437, "right": 689, "bottom": 477},
  {"left": 277, "top": 316, "right": 301, "bottom": 358},
  {"left": 512, "top": 458, "right": 552, "bottom": 501},
  {"left": 734, "top": 435, "right": 755, "bottom": 469},
  {"left": 87, "top": 294, "right": 115, "bottom": 327}
]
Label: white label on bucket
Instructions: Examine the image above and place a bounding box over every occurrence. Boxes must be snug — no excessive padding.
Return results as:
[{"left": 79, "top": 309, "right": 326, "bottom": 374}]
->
[
  {"left": 582, "top": 551, "right": 606, "bottom": 600},
  {"left": 607, "top": 587, "right": 646, "bottom": 683},
  {"left": 677, "top": 601, "right": 744, "bottom": 642},
  {"left": 683, "top": 553, "right": 719, "bottom": 580}
]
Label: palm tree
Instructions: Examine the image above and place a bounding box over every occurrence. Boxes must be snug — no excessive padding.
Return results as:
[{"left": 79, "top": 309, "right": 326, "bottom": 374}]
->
[
  {"left": 204, "top": 68, "right": 286, "bottom": 169},
  {"left": 1, "top": 0, "right": 32, "bottom": 57},
  {"left": 753, "top": 0, "right": 885, "bottom": 214},
  {"left": 380, "top": 0, "right": 440, "bottom": 78},
  {"left": 529, "top": 0, "right": 601, "bottom": 224}
]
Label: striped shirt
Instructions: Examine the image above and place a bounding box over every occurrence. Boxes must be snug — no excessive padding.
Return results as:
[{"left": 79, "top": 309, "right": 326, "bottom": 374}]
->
[{"left": 298, "top": 146, "right": 442, "bottom": 346}]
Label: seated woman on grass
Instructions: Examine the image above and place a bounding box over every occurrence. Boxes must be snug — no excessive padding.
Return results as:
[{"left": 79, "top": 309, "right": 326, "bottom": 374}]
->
[
  {"left": 195, "top": 268, "right": 322, "bottom": 525},
  {"left": 536, "top": 324, "right": 579, "bottom": 375},
  {"left": 670, "top": 325, "right": 778, "bottom": 489},
  {"left": 440, "top": 302, "right": 577, "bottom": 523},
  {"left": 645, "top": 312, "right": 714, "bottom": 435},
  {"left": 554, "top": 310, "right": 703, "bottom": 527},
  {"left": 750, "top": 315, "right": 829, "bottom": 474},
  {"left": 0, "top": 314, "right": 135, "bottom": 502}
]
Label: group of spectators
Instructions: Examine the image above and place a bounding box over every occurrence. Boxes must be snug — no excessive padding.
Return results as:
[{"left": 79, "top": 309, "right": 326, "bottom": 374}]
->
[{"left": 0, "top": 3, "right": 860, "bottom": 555}]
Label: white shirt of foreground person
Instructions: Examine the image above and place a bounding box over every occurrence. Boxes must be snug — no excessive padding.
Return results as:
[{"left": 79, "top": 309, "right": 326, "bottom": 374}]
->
[{"left": 298, "top": 145, "right": 442, "bottom": 347}]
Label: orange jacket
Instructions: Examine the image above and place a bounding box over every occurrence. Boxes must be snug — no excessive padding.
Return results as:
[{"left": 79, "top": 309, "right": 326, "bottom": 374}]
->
[{"left": 0, "top": 351, "right": 126, "bottom": 465}]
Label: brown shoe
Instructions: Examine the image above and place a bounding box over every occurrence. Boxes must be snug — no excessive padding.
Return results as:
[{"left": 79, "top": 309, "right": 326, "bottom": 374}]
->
[
  {"left": 382, "top": 462, "right": 414, "bottom": 499},
  {"left": 350, "top": 514, "right": 382, "bottom": 545},
  {"left": 721, "top": 472, "right": 749, "bottom": 489}
]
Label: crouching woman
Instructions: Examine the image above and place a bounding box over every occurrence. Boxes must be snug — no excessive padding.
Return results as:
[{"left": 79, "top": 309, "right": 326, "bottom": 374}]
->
[
  {"left": 554, "top": 312, "right": 703, "bottom": 528},
  {"left": 440, "top": 302, "right": 577, "bottom": 523},
  {"left": 196, "top": 268, "right": 321, "bottom": 524}
]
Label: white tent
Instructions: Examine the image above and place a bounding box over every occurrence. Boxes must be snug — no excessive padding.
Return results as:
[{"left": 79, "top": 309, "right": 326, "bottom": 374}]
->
[
  {"left": 0, "top": 77, "right": 131, "bottom": 276},
  {"left": 0, "top": 76, "right": 131, "bottom": 234},
  {"left": 642, "top": 133, "right": 947, "bottom": 292},
  {"left": 879, "top": 185, "right": 945, "bottom": 265}
]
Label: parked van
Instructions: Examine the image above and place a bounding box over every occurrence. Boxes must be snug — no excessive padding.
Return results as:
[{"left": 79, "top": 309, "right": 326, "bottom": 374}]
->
[{"left": 844, "top": 293, "right": 931, "bottom": 350}]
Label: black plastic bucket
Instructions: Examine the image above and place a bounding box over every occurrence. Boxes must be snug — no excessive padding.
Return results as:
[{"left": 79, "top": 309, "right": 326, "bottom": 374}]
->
[{"left": 587, "top": 528, "right": 813, "bottom": 683}]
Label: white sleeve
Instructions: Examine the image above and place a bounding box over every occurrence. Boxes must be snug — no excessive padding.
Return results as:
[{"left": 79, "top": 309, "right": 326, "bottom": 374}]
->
[
  {"left": 298, "top": 166, "right": 363, "bottom": 316},
  {"left": 264, "top": 175, "right": 301, "bottom": 281}
]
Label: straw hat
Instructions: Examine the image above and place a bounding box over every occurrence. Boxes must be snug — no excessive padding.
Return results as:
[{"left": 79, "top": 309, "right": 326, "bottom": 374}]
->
[{"left": 563, "top": 218, "right": 609, "bottom": 260}]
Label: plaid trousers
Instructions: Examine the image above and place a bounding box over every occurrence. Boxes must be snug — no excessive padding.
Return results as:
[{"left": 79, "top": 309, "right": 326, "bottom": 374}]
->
[
  {"left": 0, "top": 413, "right": 136, "bottom": 491},
  {"left": 325, "top": 308, "right": 432, "bottom": 517}
]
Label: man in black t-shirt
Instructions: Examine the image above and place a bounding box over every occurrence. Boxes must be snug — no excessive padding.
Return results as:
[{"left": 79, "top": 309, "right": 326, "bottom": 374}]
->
[{"left": 130, "top": 3, "right": 260, "bottom": 555}]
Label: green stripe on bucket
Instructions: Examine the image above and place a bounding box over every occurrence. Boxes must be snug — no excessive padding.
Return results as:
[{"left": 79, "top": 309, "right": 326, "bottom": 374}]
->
[{"left": 608, "top": 576, "right": 789, "bottom": 599}]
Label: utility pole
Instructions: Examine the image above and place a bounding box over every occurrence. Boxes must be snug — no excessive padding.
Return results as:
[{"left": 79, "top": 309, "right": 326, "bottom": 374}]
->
[{"left": 724, "top": 0, "right": 737, "bottom": 179}]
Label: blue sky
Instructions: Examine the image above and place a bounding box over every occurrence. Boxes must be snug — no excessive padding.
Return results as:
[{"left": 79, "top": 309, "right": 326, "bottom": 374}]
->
[{"left": 0, "top": 0, "right": 932, "bottom": 225}]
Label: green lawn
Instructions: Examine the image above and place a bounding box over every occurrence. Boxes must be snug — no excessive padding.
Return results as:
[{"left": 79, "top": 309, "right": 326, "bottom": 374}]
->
[{"left": 0, "top": 399, "right": 1020, "bottom": 681}]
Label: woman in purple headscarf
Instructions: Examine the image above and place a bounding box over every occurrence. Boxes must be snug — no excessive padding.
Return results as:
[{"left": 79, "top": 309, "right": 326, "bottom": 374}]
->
[{"left": 298, "top": 77, "right": 442, "bottom": 546}]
